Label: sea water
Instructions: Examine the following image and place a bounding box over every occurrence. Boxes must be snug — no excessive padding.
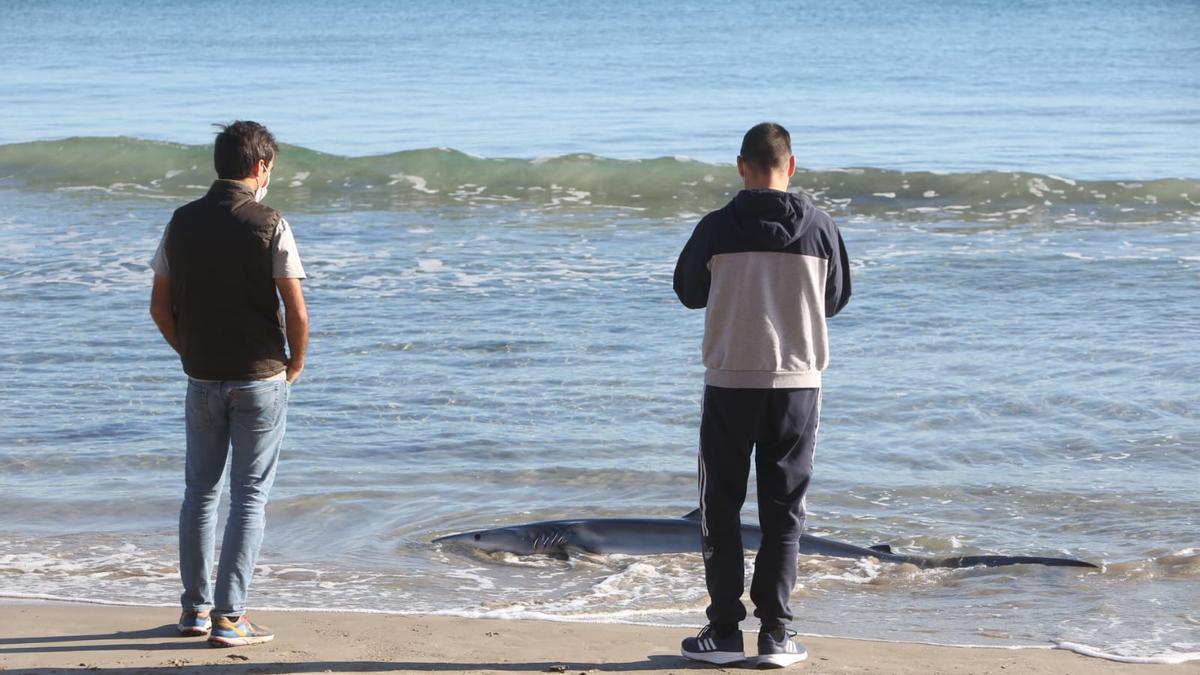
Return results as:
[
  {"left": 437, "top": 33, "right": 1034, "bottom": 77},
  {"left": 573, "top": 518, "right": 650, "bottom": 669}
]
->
[{"left": 0, "top": 0, "right": 1198, "bottom": 665}]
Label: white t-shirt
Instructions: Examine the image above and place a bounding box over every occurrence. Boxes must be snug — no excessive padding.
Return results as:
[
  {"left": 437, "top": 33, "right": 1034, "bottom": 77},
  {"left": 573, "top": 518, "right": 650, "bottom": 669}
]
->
[{"left": 149, "top": 217, "right": 307, "bottom": 279}]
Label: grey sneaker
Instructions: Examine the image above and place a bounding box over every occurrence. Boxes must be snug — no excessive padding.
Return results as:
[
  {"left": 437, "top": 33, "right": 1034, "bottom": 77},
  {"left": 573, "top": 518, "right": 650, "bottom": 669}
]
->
[
  {"left": 681, "top": 624, "right": 746, "bottom": 665},
  {"left": 757, "top": 626, "right": 807, "bottom": 668}
]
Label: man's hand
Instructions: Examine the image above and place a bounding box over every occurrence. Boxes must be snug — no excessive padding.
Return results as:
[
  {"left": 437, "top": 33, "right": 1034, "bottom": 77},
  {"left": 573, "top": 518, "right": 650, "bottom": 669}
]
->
[
  {"left": 276, "top": 277, "right": 309, "bottom": 386},
  {"left": 286, "top": 360, "right": 304, "bottom": 384}
]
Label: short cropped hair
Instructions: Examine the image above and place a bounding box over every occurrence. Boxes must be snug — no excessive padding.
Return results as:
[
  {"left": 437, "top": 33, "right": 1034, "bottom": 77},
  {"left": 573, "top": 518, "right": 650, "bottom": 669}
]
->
[
  {"left": 213, "top": 121, "right": 278, "bottom": 180},
  {"left": 740, "top": 122, "right": 792, "bottom": 172}
]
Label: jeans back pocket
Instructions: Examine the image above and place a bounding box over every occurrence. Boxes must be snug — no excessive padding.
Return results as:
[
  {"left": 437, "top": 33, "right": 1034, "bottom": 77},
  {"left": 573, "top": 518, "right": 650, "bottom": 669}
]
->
[{"left": 231, "top": 380, "right": 286, "bottom": 432}]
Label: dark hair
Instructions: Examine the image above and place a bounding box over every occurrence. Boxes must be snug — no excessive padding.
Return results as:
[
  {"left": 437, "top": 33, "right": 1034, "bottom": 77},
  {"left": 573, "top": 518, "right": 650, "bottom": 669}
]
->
[
  {"left": 739, "top": 122, "right": 792, "bottom": 172},
  {"left": 213, "top": 121, "right": 278, "bottom": 180}
]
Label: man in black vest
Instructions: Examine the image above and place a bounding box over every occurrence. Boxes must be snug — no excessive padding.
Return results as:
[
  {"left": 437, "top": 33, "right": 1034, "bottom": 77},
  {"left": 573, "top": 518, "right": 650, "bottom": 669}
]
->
[{"left": 149, "top": 121, "right": 309, "bottom": 648}]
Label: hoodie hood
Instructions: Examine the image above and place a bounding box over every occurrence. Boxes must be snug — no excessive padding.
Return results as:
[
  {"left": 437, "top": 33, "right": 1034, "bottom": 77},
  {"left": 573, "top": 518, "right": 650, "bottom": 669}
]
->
[{"left": 731, "top": 188, "right": 813, "bottom": 250}]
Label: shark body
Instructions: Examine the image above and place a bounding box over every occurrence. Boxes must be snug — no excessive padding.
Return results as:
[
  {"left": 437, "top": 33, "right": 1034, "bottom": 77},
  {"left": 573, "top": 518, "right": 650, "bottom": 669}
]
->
[{"left": 433, "top": 511, "right": 1097, "bottom": 569}]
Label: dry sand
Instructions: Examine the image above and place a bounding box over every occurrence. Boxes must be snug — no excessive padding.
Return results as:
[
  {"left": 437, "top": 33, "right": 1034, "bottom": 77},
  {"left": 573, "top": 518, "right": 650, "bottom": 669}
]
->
[{"left": 1, "top": 602, "right": 1196, "bottom": 674}]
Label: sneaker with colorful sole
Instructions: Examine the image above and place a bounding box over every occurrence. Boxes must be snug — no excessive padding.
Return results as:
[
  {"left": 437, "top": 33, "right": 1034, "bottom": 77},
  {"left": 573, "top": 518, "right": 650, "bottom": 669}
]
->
[
  {"left": 177, "top": 610, "right": 211, "bottom": 636},
  {"left": 207, "top": 614, "right": 274, "bottom": 647}
]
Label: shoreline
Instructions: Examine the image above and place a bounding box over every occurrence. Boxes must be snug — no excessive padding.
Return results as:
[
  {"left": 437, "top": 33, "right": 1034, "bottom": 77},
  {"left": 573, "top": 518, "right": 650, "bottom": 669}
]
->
[{"left": 1, "top": 601, "right": 1196, "bottom": 674}]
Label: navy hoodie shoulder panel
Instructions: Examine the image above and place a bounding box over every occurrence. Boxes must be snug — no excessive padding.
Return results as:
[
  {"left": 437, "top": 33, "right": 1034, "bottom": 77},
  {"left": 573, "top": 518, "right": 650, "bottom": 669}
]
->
[{"left": 715, "top": 189, "right": 837, "bottom": 259}]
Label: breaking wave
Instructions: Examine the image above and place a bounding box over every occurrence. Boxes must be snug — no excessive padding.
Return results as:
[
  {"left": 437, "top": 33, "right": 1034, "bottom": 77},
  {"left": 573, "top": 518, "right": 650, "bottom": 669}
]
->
[{"left": 2, "top": 137, "right": 1197, "bottom": 223}]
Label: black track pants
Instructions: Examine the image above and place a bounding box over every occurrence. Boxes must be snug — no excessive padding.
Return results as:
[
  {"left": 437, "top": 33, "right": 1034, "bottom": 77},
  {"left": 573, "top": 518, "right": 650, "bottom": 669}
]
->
[{"left": 697, "top": 385, "right": 820, "bottom": 628}]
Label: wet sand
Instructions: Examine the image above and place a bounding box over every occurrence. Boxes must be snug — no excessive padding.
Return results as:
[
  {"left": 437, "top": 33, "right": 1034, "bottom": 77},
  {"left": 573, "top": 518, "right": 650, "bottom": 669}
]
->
[{"left": 2, "top": 602, "right": 1196, "bottom": 674}]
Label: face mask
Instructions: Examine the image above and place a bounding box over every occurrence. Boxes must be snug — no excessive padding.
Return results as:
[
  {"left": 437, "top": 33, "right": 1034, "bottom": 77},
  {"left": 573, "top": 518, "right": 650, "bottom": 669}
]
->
[{"left": 254, "top": 169, "right": 271, "bottom": 202}]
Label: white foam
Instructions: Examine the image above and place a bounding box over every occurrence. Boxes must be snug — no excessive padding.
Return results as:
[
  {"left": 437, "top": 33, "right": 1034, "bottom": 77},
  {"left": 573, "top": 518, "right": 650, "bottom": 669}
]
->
[
  {"left": 440, "top": 566, "right": 495, "bottom": 592},
  {"left": 590, "top": 204, "right": 647, "bottom": 212},
  {"left": 388, "top": 174, "right": 439, "bottom": 194},
  {"left": 812, "top": 557, "right": 884, "bottom": 584},
  {"left": 451, "top": 606, "right": 697, "bottom": 623},
  {"left": 55, "top": 185, "right": 116, "bottom": 193},
  {"left": 1027, "top": 177, "right": 1066, "bottom": 198},
  {"left": 1056, "top": 641, "right": 1200, "bottom": 665},
  {"left": 0, "top": 592, "right": 175, "bottom": 608},
  {"left": 547, "top": 189, "right": 591, "bottom": 206}
]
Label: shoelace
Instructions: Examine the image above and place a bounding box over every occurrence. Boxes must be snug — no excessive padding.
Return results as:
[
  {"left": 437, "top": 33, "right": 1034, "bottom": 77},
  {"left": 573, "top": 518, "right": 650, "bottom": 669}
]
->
[
  {"left": 771, "top": 629, "right": 802, "bottom": 653},
  {"left": 765, "top": 628, "right": 798, "bottom": 642}
]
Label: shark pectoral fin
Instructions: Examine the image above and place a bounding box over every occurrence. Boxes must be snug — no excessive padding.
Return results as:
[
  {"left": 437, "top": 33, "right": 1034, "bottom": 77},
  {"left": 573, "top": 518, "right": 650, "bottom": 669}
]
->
[
  {"left": 559, "top": 542, "right": 602, "bottom": 561},
  {"left": 869, "top": 544, "right": 894, "bottom": 554},
  {"left": 682, "top": 508, "right": 702, "bottom": 521}
]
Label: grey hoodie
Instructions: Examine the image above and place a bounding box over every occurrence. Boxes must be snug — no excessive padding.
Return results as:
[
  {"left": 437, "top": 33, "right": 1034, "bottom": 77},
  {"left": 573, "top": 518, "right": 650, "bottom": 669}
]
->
[{"left": 673, "top": 189, "right": 851, "bottom": 388}]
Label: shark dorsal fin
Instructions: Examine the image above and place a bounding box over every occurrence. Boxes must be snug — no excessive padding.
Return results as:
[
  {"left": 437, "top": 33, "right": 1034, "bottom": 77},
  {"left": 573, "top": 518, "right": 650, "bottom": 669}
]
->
[
  {"left": 682, "top": 508, "right": 702, "bottom": 521},
  {"left": 869, "top": 544, "right": 893, "bottom": 554}
]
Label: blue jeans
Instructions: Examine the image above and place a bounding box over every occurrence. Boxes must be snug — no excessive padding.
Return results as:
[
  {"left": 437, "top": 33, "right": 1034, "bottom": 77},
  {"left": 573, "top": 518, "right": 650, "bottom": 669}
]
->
[{"left": 179, "top": 377, "right": 288, "bottom": 617}]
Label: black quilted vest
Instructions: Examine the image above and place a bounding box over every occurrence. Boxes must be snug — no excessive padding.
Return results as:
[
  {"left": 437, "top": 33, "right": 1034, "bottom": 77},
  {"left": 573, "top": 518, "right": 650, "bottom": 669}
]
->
[{"left": 165, "top": 180, "right": 287, "bottom": 380}]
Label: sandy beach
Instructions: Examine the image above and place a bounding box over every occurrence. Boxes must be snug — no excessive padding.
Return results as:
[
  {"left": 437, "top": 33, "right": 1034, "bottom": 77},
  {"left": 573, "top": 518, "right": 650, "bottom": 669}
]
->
[{"left": 0, "top": 602, "right": 1193, "bottom": 674}]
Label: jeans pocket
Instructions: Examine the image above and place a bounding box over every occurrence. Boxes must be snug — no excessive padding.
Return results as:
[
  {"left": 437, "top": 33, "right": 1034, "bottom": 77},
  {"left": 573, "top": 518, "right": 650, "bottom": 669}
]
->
[{"left": 232, "top": 380, "right": 285, "bottom": 432}]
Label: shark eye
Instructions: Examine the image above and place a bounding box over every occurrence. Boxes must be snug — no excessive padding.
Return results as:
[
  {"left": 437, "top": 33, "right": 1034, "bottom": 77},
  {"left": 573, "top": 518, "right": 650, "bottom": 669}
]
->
[{"left": 473, "top": 533, "right": 481, "bottom": 541}]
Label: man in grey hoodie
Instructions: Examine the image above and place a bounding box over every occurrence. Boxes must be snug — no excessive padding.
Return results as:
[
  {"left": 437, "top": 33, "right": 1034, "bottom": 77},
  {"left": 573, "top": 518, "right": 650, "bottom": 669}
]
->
[{"left": 674, "top": 122, "right": 851, "bottom": 668}]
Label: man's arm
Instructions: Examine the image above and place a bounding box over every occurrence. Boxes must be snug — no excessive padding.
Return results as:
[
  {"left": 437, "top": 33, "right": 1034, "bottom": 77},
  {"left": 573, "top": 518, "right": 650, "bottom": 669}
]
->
[
  {"left": 149, "top": 274, "right": 180, "bottom": 353},
  {"left": 673, "top": 218, "right": 712, "bottom": 309},
  {"left": 824, "top": 224, "right": 852, "bottom": 318},
  {"left": 276, "top": 277, "right": 309, "bottom": 384}
]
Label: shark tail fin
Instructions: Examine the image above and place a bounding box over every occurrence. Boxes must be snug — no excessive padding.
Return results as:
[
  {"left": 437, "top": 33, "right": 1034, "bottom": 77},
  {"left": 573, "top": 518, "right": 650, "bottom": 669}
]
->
[
  {"left": 869, "top": 544, "right": 894, "bottom": 554},
  {"left": 682, "top": 508, "right": 702, "bottom": 521}
]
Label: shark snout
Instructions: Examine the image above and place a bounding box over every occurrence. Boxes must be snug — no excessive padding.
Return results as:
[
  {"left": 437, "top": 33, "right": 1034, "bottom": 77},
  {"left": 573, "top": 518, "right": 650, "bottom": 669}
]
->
[{"left": 434, "top": 527, "right": 536, "bottom": 554}]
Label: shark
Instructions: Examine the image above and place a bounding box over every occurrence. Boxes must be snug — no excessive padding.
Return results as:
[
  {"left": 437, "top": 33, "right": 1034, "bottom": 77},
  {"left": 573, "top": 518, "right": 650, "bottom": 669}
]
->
[{"left": 433, "top": 510, "right": 1098, "bottom": 569}]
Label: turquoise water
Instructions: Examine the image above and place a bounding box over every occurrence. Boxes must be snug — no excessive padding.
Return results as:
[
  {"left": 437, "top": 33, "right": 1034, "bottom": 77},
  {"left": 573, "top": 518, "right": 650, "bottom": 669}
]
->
[{"left": 1, "top": 0, "right": 1199, "bottom": 665}]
